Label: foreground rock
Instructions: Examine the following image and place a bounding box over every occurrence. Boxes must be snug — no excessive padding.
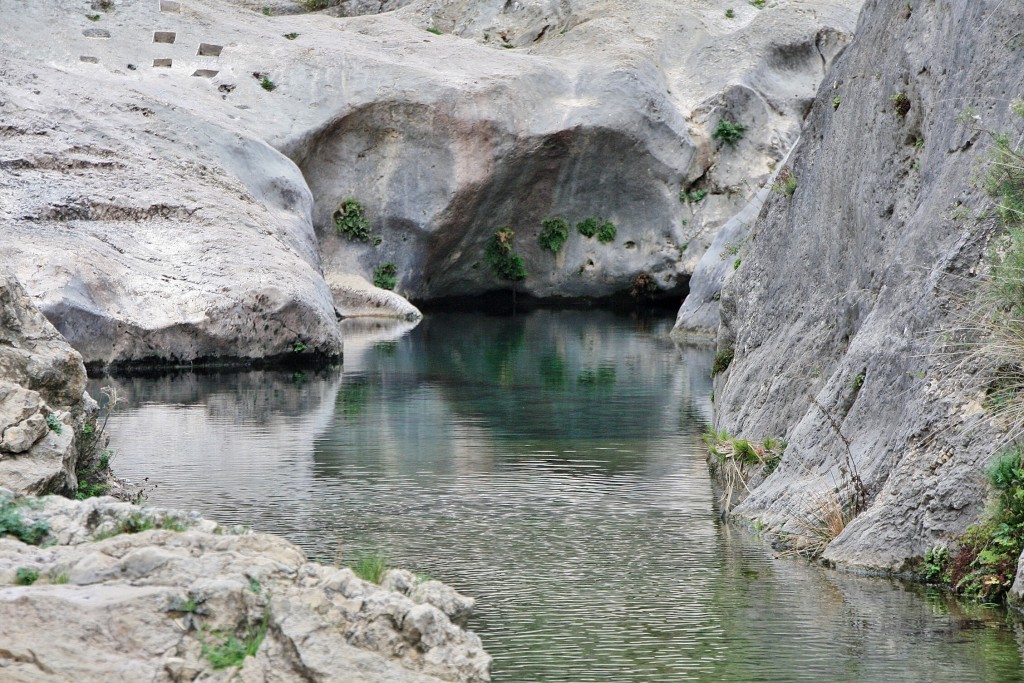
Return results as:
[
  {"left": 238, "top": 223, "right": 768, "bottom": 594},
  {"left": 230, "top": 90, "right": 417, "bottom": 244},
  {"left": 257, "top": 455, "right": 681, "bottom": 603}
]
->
[
  {"left": 0, "top": 493, "right": 491, "bottom": 682},
  {"left": 709, "top": 0, "right": 1024, "bottom": 570},
  {"left": 0, "top": 271, "right": 93, "bottom": 496}
]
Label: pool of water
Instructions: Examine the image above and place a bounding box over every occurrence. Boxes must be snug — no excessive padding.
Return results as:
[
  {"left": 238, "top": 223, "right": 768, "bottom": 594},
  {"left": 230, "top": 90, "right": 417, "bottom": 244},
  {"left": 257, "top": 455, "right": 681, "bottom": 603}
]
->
[{"left": 91, "top": 310, "right": 1024, "bottom": 681}]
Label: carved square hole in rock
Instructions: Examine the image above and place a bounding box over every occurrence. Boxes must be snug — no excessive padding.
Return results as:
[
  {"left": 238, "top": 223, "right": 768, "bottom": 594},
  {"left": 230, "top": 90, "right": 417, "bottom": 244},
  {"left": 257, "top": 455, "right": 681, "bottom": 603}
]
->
[
  {"left": 82, "top": 28, "right": 111, "bottom": 38},
  {"left": 153, "top": 58, "right": 172, "bottom": 68},
  {"left": 80, "top": 56, "right": 99, "bottom": 63},
  {"left": 159, "top": 0, "right": 181, "bottom": 12},
  {"left": 192, "top": 69, "right": 218, "bottom": 78},
  {"left": 196, "top": 43, "right": 223, "bottom": 57},
  {"left": 153, "top": 31, "right": 176, "bottom": 44}
]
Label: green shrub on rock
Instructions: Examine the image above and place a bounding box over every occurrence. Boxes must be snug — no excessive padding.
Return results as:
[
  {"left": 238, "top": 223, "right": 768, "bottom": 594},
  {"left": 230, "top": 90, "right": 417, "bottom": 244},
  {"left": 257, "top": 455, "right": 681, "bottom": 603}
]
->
[
  {"left": 333, "top": 199, "right": 371, "bottom": 241},
  {"left": 485, "top": 229, "right": 526, "bottom": 282},
  {"left": 539, "top": 217, "right": 569, "bottom": 253},
  {"left": 373, "top": 262, "right": 398, "bottom": 290}
]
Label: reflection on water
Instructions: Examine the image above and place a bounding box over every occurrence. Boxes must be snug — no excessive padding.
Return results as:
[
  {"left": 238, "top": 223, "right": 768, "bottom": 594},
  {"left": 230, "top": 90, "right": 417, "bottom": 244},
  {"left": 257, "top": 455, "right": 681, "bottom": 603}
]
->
[{"left": 91, "top": 311, "right": 1024, "bottom": 682}]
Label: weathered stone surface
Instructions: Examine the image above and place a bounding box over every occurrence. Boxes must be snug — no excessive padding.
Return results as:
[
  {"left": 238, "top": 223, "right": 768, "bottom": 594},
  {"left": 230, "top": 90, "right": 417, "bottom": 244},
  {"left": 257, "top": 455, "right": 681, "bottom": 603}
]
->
[
  {"left": 382, "top": 568, "right": 476, "bottom": 628},
  {"left": 0, "top": 271, "right": 92, "bottom": 495},
  {"left": 1, "top": 0, "right": 858, "bottom": 364},
  {"left": 0, "top": 493, "right": 491, "bottom": 682},
  {"left": 710, "top": 0, "right": 1024, "bottom": 571},
  {"left": 330, "top": 273, "right": 424, "bottom": 321}
]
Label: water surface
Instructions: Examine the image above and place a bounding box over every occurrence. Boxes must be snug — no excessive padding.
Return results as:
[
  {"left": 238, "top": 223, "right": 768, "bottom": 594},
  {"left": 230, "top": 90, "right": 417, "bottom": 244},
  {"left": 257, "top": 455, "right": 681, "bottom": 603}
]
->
[{"left": 92, "top": 311, "right": 1024, "bottom": 682}]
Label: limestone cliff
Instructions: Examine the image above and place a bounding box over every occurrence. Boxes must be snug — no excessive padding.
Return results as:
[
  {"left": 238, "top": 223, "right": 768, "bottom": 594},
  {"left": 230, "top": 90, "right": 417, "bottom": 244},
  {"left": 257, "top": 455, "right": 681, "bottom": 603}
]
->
[
  {"left": 710, "top": 0, "right": 1024, "bottom": 571},
  {"left": 0, "top": 0, "right": 858, "bottom": 366}
]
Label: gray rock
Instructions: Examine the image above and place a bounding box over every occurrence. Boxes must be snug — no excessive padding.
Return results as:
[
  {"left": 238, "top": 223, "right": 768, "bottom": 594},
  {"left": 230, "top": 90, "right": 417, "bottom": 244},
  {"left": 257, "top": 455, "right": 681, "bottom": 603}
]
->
[
  {"left": 710, "top": 0, "right": 1024, "bottom": 571},
  {"left": 0, "top": 496, "right": 492, "bottom": 682}
]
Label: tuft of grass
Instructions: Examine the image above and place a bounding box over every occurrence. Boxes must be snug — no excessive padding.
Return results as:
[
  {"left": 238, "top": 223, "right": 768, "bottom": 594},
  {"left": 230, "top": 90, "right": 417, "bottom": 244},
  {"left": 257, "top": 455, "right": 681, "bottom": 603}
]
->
[
  {"left": 86, "top": 13, "right": 101, "bottom": 21},
  {"left": 333, "top": 199, "right": 371, "bottom": 240},
  {"left": 711, "top": 347, "right": 734, "bottom": 376},
  {"left": 733, "top": 258, "right": 741, "bottom": 270},
  {"left": 284, "top": 32, "right": 299, "bottom": 40},
  {"left": 485, "top": 229, "right": 527, "bottom": 282},
  {"left": 750, "top": 0, "right": 765, "bottom": 7},
  {"left": 292, "top": 340, "right": 307, "bottom": 353},
  {"left": 201, "top": 610, "right": 270, "bottom": 670},
  {"left": 773, "top": 167, "right": 798, "bottom": 197},
  {"left": 261, "top": 6, "right": 271, "bottom": 15},
  {"left": 426, "top": 27, "right": 442, "bottom": 35},
  {"left": 724, "top": 8, "right": 735, "bottom": 18},
  {"left": 260, "top": 76, "right": 276, "bottom": 92},
  {"left": 52, "top": 572, "right": 70, "bottom": 585},
  {"left": 704, "top": 428, "right": 785, "bottom": 511},
  {"left": 351, "top": 551, "right": 388, "bottom": 583},
  {"left": 373, "top": 262, "right": 398, "bottom": 290},
  {"left": 539, "top": 217, "right": 569, "bottom": 253},
  {"left": 713, "top": 118, "right": 747, "bottom": 147},
  {"left": 782, "top": 489, "right": 857, "bottom": 557},
  {"left": 0, "top": 500, "right": 49, "bottom": 546},
  {"left": 15, "top": 567, "right": 39, "bottom": 586}
]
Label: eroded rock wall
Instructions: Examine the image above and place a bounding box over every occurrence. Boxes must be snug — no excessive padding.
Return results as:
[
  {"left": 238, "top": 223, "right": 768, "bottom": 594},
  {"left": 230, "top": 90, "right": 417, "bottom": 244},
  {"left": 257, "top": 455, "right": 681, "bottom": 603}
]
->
[{"left": 712, "top": 0, "right": 1024, "bottom": 571}]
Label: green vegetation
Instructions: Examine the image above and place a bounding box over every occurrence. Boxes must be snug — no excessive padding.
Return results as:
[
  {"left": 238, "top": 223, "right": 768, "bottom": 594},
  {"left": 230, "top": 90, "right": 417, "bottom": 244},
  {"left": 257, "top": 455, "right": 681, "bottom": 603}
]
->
[
  {"left": 577, "top": 217, "right": 599, "bottom": 238},
  {"left": 485, "top": 228, "right": 527, "bottom": 282},
  {"left": 711, "top": 347, "right": 734, "bottom": 376},
  {"left": 920, "top": 449, "right": 1024, "bottom": 602},
  {"left": 284, "top": 32, "right": 299, "bottom": 40},
  {"left": 333, "top": 199, "right": 371, "bottom": 240},
  {"left": 704, "top": 428, "right": 785, "bottom": 511},
  {"left": 351, "top": 551, "right": 388, "bottom": 583},
  {"left": 712, "top": 119, "right": 747, "bottom": 147},
  {"left": 292, "top": 340, "right": 307, "bottom": 353},
  {"left": 539, "top": 217, "right": 570, "bottom": 253},
  {"left": 851, "top": 372, "right": 866, "bottom": 390},
  {"left": 52, "top": 572, "right": 69, "bottom": 584},
  {"left": 87, "top": 14, "right": 101, "bottom": 21},
  {"left": 595, "top": 220, "right": 616, "bottom": 243},
  {"left": 426, "top": 27, "right": 442, "bottom": 35},
  {"left": 202, "top": 610, "right": 269, "bottom": 670},
  {"left": 680, "top": 188, "right": 708, "bottom": 205},
  {"left": 93, "top": 512, "right": 187, "bottom": 540},
  {"left": 260, "top": 76, "right": 276, "bottom": 92},
  {"left": 300, "top": 0, "right": 329, "bottom": 9},
  {"left": 262, "top": 6, "right": 271, "bottom": 15},
  {"left": 15, "top": 567, "right": 39, "bottom": 586},
  {"left": 891, "top": 92, "right": 910, "bottom": 118},
  {"left": 733, "top": 258, "right": 741, "bottom": 270},
  {"left": 750, "top": 0, "right": 766, "bottom": 7},
  {"left": 0, "top": 499, "right": 49, "bottom": 545},
  {"left": 248, "top": 577, "right": 262, "bottom": 594},
  {"left": 46, "top": 414, "right": 62, "bottom": 434},
  {"left": 772, "top": 168, "right": 798, "bottom": 197},
  {"left": 373, "top": 262, "right": 398, "bottom": 290},
  {"left": 725, "top": 9, "right": 735, "bottom": 18},
  {"left": 833, "top": 96, "right": 841, "bottom": 111}
]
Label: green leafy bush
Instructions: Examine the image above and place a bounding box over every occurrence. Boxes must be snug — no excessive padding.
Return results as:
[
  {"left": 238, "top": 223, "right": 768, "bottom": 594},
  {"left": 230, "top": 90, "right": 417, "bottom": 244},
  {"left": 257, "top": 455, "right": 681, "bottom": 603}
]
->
[
  {"left": 46, "top": 414, "right": 62, "bottom": 434},
  {"left": 713, "top": 119, "right": 747, "bottom": 147},
  {"left": 595, "top": 221, "right": 617, "bottom": 243},
  {"left": 576, "top": 217, "right": 599, "bottom": 238},
  {"left": 485, "top": 229, "right": 526, "bottom": 282},
  {"left": 0, "top": 500, "right": 49, "bottom": 545},
  {"left": 373, "top": 262, "right": 398, "bottom": 290},
  {"left": 333, "top": 199, "right": 371, "bottom": 241},
  {"left": 539, "top": 217, "right": 569, "bottom": 253},
  {"left": 15, "top": 567, "right": 39, "bottom": 586}
]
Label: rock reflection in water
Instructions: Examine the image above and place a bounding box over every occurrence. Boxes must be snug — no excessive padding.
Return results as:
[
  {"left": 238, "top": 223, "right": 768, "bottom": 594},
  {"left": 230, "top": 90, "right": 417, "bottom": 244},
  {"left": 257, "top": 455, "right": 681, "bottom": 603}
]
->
[{"left": 93, "top": 311, "right": 1024, "bottom": 682}]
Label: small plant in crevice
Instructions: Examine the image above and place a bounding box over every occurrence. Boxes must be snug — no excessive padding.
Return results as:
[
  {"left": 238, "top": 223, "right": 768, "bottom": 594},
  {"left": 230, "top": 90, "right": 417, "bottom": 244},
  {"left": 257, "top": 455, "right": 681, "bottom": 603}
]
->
[
  {"left": 201, "top": 610, "right": 270, "bottom": 670},
  {"left": 283, "top": 32, "right": 299, "bottom": 40},
  {"left": 0, "top": 499, "right": 49, "bottom": 546},
  {"left": 733, "top": 258, "right": 741, "bottom": 270},
  {"left": 485, "top": 228, "right": 527, "bottom": 282},
  {"left": 711, "top": 347, "right": 735, "bottom": 377},
  {"left": 750, "top": 0, "right": 766, "bottom": 7},
  {"left": 15, "top": 567, "right": 39, "bottom": 586},
  {"left": 539, "top": 217, "right": 570, "bottom": 253},
  {"left": 724, "top": 8, "right": 735, "bottom": 18},
  {"left": 630, "top": 271, "right": 658, "bottom": 301},
  {"left": 260, "top": 76, "right": 276, "bottom": 92},
  {"left": 704, "top": 428, "right": 785, "bottom": 512},
  {"left": 577, "top": 217, "right": 599, "bottom": 238},
  {"left": 86, "top": 13, "right": 101, "bottom": 21},
  {"left": 351, "top": 551, "right": 388, "bottom": 584},
  {"left": 46, "top": 414, "right": 62, "bottom": 434},
  {"left": 426, "top": 27, "right": 442, "bottom": 35},
  {"left": 333, "top": 199, "right": 371, "bottom": 241},
  {"left": 595, "top": 220, "right": 616, "bottom": 243},
  {"left": 74, "top": 385, "right": 122, "bottom": 501},
  {"left": 292, "top": 340, "right": 307, "bottom": 353},
  {"left": 922, "top": 544, "right": 951, "bottom": 584},
  {"left": 373, "top": 262, "right": 398, "bottom": 290},
  {"left": 680, "top": 188, "right": 708, "bottom": 205},
  {"left": 833, "top": 96, "right": 841, "bottom": 110},
  {"left": 772, "top": 168, "right": 798, "bottom": 197},
  {"left": 891, "top": 91, "right": 911, "bottom": 118},
  {"left": 712, "top": 118, "right": 747, "bottom": 147}
]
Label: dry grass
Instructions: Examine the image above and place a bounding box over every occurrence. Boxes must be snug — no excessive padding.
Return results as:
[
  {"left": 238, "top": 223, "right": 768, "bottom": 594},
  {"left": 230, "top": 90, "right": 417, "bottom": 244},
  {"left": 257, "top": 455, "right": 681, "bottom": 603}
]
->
[{"left": 779, "top": 487, "right": 858, "bottom": 557}]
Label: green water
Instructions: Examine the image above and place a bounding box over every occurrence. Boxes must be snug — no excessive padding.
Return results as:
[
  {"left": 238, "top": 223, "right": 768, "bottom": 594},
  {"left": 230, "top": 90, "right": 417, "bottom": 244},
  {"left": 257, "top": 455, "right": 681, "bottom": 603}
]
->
[{"left": 92, "top": 310, "right": 1024, "bottom": 682}]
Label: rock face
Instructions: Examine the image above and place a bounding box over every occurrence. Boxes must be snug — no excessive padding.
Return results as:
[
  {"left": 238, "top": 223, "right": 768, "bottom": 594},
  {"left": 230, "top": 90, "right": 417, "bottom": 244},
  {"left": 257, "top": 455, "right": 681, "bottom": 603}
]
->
[
  {"left": 0, "top": 271, "right": 91, "bottom": 495},
  {"left": 710, "top": 0, "right": 1024, "bottom": 571},
  {"left": 0, "top": 0, "right": 859, "bottom": 364},
  {"left": 0, "top": 493, "right": 491, "bottom": 682}
]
